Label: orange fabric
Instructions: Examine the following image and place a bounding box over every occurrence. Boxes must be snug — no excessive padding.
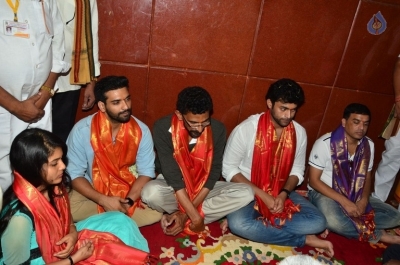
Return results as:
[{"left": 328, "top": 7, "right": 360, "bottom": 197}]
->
[
  {"left": 12, "top": 172, "right": 149, "bottom": 265},
  {"left": 70, "top": 0, "right": 95, "bottom": 84},
  {"left": 251, "top": 111, "right": 300, "bottom": 226},
  {"left": 171, "top": 114, "right": 213, "bottom": 235},
  {"left": 90, "top": 111, "right": 142, "bottom": 216}
]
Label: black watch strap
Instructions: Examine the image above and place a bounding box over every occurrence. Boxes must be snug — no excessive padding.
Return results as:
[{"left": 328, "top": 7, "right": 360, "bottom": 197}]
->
[
  {"left": 280, "top": 188, "right": 291, "bottom": 197},
  {"left": 125, "top": 197, "right": 134, "bottom": 207}
]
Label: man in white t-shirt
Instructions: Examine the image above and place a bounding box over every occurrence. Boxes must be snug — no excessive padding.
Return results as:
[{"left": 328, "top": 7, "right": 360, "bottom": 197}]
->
[
  {"left": 308, "top": 103, "right": 400, "bottom": 244},
  {"left": 223, "top": 78, "right": 333, "bottom": 256}
]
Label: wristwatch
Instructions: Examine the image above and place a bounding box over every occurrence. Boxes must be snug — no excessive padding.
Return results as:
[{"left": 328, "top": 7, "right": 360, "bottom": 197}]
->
[
  {"left": 40, "top": 85, "right": 56, "bottom": 97},
  {"left": 125, "top": 197, "right": 134, "bottom": 207},
  {"left": 280, "top": 188, "right": 291, "bottom": 197}
]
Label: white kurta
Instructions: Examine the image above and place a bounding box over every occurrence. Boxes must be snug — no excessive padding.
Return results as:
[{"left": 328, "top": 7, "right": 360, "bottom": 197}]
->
[
  {"left": 0, "top": 0, "right": 68, "bottom": 191},
  {"left": 55, "top": 0, "right": 100, "bottom": 93}
]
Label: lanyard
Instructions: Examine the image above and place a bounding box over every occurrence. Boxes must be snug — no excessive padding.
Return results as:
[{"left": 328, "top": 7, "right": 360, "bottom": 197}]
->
[{"left": 6, "top": 0, "right": 19, "bottom": 22}]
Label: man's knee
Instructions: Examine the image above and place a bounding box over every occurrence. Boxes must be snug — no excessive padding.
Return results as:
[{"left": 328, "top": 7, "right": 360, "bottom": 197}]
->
[
  {"left": 222, "top": 183, "right": 254, "bottom": 207},
  {"left": 69, "top": 189, "right": 98, "bottom": 222},
  {"left": 141, "top": 180, "right": 163, "bottom": 205}
]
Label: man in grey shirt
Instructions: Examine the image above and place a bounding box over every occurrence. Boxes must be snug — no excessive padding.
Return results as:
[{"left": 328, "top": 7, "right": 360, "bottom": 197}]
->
[{"left": 142, "top": 86, "right": 253, "bottom": 236}]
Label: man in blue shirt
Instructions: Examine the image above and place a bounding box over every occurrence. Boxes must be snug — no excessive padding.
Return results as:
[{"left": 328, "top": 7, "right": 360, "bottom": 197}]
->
[{"left": 66, "top": 76, "right": 162, "bottom": 226}]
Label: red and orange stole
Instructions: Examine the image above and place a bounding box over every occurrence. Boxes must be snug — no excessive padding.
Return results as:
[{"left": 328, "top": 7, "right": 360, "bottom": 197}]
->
[
  {"left": 13, "top": 172, "right": 149, "bottom": 265},
  {"left": 91, "top": 111, "right": 142, "bottom": 216},
  {"left": 251, "top": 111, "right": 300, "bottom": 226},
  {"left": 171, "top": 114, "right": 213, "bottom": 234}
]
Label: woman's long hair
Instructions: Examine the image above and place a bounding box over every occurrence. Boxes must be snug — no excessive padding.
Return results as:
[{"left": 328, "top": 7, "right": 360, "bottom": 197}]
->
[{"left": 0, "top": 128, "right": 71, "bottom": 235}]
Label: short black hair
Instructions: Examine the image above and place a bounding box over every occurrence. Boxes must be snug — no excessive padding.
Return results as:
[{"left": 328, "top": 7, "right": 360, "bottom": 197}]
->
[
  {"left": 265, "top": 78, "right": 305, "bottom": 107},
  {"left": 176, "top": 86, "right": 213, "bottom": 115},
  {"left": 343, "top": 103, "right": 371, "bottom": 120},
  {"left": 94, "top": 76, "right": 129, "bottom": 103}
]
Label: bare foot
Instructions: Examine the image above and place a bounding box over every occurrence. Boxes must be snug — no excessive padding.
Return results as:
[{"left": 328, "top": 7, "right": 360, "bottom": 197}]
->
[
  {"left": 379, "top": 230, "right": 400, "bottom": 244},
  {"left": 220, "top": 219, "right": 228, "bottom": 234},
  {"left": 305, "top": 235, "right": 334, "bottom": 257},
  {"left": 320, "top": 229, "right": 329, "bottom": 238}
]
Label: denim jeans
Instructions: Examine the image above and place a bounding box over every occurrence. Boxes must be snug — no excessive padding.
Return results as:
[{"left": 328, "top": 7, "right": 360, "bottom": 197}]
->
[
  {"left": 227, "top": 191, "right": 327, "bottom": 247},
  {"left": 308, "top": 190, "right": 400, "bottom": 242}
]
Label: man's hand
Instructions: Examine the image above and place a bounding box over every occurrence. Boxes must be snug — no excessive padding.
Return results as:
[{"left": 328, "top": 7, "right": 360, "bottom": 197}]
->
[
  {"left": 189, "top": 215, "right": 205, "bottom": 233},
  {"left": 395, "top": 102, "right": 400, "bottom": 119},
  {"left": 355, "top": 198, "right": 368, "bottom": 216},
  {"left": 98, "top": 195, "right": 127, "bottom": 213},
  {"left": 34, "top": 90, "right": 52, "bottom": 110},
  {"left": 161, "top": 212, "right": 188, "bottom": 236},
  {"left": 340, "top": 198, "right": 359, "bottom": 217},
  {"left": 11, "top": 94, "right": 44, "bottom": 123},
  {"left": 82, "top": 81, "right": 96, "bottom": 110},
  {"left": 272, "top": 193, "right": 286, "bottom": 213},
  {"left": 258, "top": 191, "right": 275, "bottom": 212}
]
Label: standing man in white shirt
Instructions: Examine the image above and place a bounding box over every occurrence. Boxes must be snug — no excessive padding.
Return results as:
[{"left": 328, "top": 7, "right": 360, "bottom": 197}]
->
[
  {"left": 374, "top": 55, "right": 400, "bottom": 208},
  {"left": 0, "top": 0, "right": 68, "bottom": 191},
  {"left": 53, "top": 0, "right": 100, "bottom": 142}
]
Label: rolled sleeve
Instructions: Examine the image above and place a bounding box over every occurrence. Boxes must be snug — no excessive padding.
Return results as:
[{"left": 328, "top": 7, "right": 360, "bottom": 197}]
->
[
  {"left": 50, "top": 0, "right": 70, "bottom": 73},
  {"left": 90, "top": 0, "right": 101, "bottom": 77},
  {"left": 289, "top": 123, "right": 307, "bottom": 185},
  {"left": 135, "top": 118, "right": 156, "bottom": 179},
  {"left": 222, "top": 119, "right": 251, "bottom": 182},
  {"left": 66, "top": 119, "right": 91, "bottom": 182}
]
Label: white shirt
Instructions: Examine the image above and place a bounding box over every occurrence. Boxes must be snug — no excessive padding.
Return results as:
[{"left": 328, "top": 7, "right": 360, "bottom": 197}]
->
[
  {"left": 222, "top": 113, "right": 307, "bottom": 184},
  {"left": 0, "top": 0, "right": 68, "bottom": 100},
  {"left": 55, "top": 0, "right": 100, "bottom": 93},
  {"left": 0, "top": 0, "right": 69, "bottom": 191},
  {"left": 308, "top": 132, "right": 374, "bottom": 189}
]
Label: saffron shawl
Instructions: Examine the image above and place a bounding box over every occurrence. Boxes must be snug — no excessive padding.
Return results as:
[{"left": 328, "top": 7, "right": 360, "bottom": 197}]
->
[
  {"left": 90, "top": 111, "right": 142, "bottom": 216},
  {"left": 13, "top": 172, "right": 149, "bottom": 264},
  {"left": 250, "top": 111, "right": 300, "bottom": 226},
  {"left": 70, "top": 0, "right": 95, "bottom": 84},
  {"left": 330, "top": 125, "right": 375, "bottom": 241},
  {"left": 171, "top": 114, "right": 213, "bottom": 235}
]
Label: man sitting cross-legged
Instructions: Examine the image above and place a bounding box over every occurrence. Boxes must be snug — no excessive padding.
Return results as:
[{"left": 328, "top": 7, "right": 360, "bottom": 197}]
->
[
  {"left": 222, "top": 78, "right": 333, "bottom": 256},
  {"left": 308, "top": 103, "right": 400, "bottom": 244},
  {"left": 66, "top": 76, "right": 162, "bottom": 226},
  {"left": 142, "top": 86, "right": 254, "bottom": 236}
]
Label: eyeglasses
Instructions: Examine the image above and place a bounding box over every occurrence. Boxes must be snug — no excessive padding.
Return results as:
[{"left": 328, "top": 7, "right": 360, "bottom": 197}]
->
[{"left": 182, "top": 115, "right": 211, "bottom": 129}]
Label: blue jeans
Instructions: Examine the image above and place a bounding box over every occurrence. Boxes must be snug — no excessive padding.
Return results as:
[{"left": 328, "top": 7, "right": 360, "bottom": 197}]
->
[
  {"left": 227, "top": 191, "right": 327, "bottom": 247},
  {"left": 308, "top": 190, "right": 400, "bottom": 242}
]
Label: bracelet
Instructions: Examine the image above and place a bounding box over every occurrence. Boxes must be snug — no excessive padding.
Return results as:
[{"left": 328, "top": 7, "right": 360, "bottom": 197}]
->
[
  {"left": 68, "top": 256, "right": 74, "bottom": 265},
  {"left": 280, "top": 188, "right": 291, "bottom": 197},
  {"left": 395, "top": 96, "right": 400, "bottom": 103}
]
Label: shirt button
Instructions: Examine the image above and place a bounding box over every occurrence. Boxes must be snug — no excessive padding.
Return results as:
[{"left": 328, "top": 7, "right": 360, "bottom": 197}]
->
[
  {"left": 36, "top": 64, "right": 40, "bottom": 68},
  {"left": 31, "top": 43, "right": 35, "bottom": 46}
]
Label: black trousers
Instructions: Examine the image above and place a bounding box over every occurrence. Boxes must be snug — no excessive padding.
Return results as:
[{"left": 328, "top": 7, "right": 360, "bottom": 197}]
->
[{"left": 52, "top": 89, "right": 81, "bottom": 142}]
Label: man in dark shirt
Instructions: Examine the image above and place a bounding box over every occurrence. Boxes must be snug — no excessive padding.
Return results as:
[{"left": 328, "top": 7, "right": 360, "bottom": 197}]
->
[{"left": 142, "top": 86, "right": 253, "bottom": 236}]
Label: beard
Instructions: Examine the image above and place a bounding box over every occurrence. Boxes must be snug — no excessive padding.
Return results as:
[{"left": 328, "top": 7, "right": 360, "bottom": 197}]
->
[
  {"left": 106, "top": 108, "right": 132, "bottom": 123},
  {"left": 271, "top": 110, "right": 293, "bottom": 128},
  {"left": 188, "top": 130, "right": 202, "bottom": 138}
]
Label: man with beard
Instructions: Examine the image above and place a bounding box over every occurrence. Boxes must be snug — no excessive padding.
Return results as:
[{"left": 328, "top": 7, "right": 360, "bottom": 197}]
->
[
  {"left": 222, "top": 79, "right": 334, "bottom": 256},
  {"left": 66, "top": 76, "right": 162, "bottom": 226},
  {"left": 308, "top": 103, "right": 400, "bottom": 244},
  {"left": 142, "top": 86, "right": 253, "bottom": 236}
]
